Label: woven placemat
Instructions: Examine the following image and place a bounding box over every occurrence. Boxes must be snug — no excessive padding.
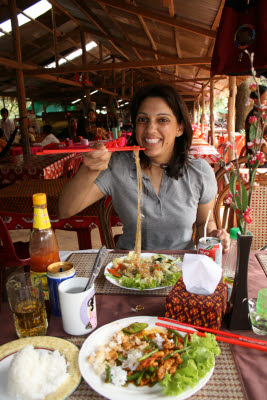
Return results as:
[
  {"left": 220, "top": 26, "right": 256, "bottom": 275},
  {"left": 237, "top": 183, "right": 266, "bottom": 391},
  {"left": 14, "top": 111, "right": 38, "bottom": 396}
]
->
[
  {"left": 66, "top": 252, "right": 184, "bottom": 296},
  {"left": 255, "top": 253, "right": 267, "bottom": 277},
  {"left": 66, "top": 337, "right": 246, "bottom": 400}
]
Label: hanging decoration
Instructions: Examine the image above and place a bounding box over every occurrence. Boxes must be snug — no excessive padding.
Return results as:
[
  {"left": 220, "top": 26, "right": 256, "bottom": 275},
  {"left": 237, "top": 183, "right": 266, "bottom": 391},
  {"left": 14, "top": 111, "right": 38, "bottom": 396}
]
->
[
  {"left": 74, "top": 73, "right": 92, "bottom": 86},
  {"left": 211, "top": 0, "right": 267, "bottom": 77}
]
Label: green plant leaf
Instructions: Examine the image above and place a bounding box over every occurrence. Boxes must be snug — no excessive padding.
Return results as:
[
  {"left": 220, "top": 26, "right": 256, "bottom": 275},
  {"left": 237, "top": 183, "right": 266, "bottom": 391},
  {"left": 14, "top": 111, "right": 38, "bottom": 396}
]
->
[
  {"left": 229, "top": 173, "right": 237, "bottom": 195},
  {"left": 249, "top": 123, "right": 257, "bottom": 142},
  {"left": 241, "top": 184, "right": 248, "bottom": 212},
  {"left": 235, "top": 194, "right": 241, "bottom": 212}
]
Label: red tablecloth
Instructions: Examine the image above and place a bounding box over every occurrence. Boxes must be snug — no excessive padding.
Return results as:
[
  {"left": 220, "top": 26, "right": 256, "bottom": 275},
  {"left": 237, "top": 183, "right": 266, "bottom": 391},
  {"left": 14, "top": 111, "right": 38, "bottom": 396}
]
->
[
  {"left": 0, "top": 154, "right": 74, "bottom": 187},
  {"left": 190, "top": 144, "right": 221, "bottom": 164},
  {"left": 0, "top": 250, "right": 266, "bottom": 400},
  {"left": 10, "top": 146, "right": 43, "bottom": 157}
]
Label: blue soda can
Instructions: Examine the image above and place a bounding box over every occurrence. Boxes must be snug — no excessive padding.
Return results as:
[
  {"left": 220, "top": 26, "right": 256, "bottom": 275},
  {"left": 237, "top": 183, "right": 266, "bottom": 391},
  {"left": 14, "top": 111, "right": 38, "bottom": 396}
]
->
[{"left": 47, "top": 262, "right": 76, "bottom": 316}]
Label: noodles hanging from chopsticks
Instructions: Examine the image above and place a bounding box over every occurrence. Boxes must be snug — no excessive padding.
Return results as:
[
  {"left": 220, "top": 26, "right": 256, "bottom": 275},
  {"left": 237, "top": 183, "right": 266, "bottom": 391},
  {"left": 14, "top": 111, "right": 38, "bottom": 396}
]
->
[{"left": 133, "top": 150, "right": 142, "bottom": 263}]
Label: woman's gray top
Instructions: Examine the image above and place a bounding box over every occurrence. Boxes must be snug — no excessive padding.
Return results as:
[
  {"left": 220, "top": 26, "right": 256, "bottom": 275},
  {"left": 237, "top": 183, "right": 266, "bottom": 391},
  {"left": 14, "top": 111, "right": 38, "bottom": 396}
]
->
[{"left": 95, "top": 152, "right": 217, "bottom": 250}]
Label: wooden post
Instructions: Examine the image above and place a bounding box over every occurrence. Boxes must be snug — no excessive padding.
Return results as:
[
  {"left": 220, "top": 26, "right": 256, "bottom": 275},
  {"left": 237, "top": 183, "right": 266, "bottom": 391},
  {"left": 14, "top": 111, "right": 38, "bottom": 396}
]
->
[
  {"left": 197, "top": 100, "right": 200, "bottom": 127},
  {"left": 51, "top": 5, "right": 59, "bottom": 69},
  {"left": 122, "top": 70, "right": 125, "bottom": 98},
  {"left": 80, "top": 31, "right": 90, "bottom": 109},
  {"left": 99, "top": 41, "right": 103, "bottom": 63},
  {"left": 210, "top": 80, "right": 215, "bottom": 145},
  {"left": 201, "top": 85, "right": 205, "bottom": 135},
  {"left": 9, "top": 0, "right": 30, "bottom": 156},
  {"left": 131, "top": 69, "right": 134, "bottom": 98},
  {"left": 31, "top": 99, "right": 35, "bottom": 115},
  {"left": 228, "top": 76, "right": 236, "bottom": 161},
  {"left": 193, "top": 101, "right": 196, "bottom": 124}
]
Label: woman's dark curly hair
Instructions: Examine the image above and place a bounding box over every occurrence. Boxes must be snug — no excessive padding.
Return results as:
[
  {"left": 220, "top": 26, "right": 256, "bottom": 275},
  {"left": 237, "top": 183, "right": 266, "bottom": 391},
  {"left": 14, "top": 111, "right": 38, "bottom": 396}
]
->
[
  {"left": 249, "top": 85, "right": 267, "bottom": 100},
  {"left": 127, "top": 84, "right": 193, "bottom": 179}
]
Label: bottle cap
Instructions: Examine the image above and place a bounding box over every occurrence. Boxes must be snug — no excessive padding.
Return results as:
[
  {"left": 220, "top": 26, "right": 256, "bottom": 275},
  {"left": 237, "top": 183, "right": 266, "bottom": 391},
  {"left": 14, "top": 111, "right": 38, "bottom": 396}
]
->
[
  {"left": 32, "top": 193, "right": 47, "bottom": 206},
  {"left": 256, "top": 288, "right": 267, "bottom": 317},
  {"left": 230, "top": 227, "right": 240, "bottom": 239}
]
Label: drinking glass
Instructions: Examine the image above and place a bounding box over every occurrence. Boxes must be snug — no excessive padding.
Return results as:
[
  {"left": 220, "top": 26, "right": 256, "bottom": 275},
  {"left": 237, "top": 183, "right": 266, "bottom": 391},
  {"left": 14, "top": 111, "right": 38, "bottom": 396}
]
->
[{"left": 6, "top": 272, "right": 48, "bottom": 338}]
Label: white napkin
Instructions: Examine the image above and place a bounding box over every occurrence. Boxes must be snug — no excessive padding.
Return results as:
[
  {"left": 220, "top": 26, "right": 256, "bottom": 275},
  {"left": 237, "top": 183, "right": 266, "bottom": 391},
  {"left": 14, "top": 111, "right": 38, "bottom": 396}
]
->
[{"left": 182, "top": 253, "right": 222, "bottom": 295}]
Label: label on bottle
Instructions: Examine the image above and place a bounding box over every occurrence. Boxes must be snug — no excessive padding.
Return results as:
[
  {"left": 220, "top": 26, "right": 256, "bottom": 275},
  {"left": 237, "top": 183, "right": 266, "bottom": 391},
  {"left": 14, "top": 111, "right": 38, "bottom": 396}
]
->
[
  {"left": 33, "top": 208, "right": 51, "bottom": 229},
  {"left": 223, "top": 275, "right": 234, "bottom": 302},
  {"left": 31, "top": 270, "right": 49, "bottom": 301}
]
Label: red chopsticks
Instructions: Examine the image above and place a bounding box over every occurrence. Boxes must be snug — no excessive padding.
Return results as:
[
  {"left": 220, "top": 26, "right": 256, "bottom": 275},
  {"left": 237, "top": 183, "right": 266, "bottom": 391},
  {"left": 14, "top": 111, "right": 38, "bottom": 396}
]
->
[
  {"left": 36, "top": 146, "right": 145, "bottom": 155},
  {"left": 156, "top": 317, "right": 267, "bottom": 352}
]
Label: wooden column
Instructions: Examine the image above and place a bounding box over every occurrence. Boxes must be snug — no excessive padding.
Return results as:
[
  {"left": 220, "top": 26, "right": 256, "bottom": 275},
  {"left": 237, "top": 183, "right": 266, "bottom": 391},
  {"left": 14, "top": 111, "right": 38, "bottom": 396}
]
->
[
  {"left": 51, "top": 5, "right": 59, "bottom": 69},
  {"left": 193, "top": 101, "right": 196, "bottom": 124},
  {"left": 228, "top": 76, "right": 236, "bottom": 161},
  {"left": 131, "top": 69, "right": 134, "bottom": 98},
  {"left": 210, "top": 80, "right": 215, "bottom": 145},
  {"left": 80, "top": 31, "right": 90, "bottom": 108},
  {"left": 9, "top": 0, "right": 30, "bottom": 156},
  {"left": 197, "top": 100, "right": 200, "bottom": 127},
  {"left": 31, "top": 99, "right": 35, "bottom": 115},
  {"left": 201, "top": 86, "right": 205, "bottom": 134},
  {"left": 122, "top": 70, "right": 125, "bottom": 98},
  {"left": 99, "top": 42, "right": 103, "bottom": 63}
]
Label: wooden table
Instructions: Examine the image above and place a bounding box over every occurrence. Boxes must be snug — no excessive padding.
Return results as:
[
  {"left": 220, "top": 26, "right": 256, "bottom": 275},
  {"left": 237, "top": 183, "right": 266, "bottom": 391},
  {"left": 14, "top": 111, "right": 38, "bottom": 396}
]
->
[
  {"left": 0, "top": 178, "right": 120, "bottom": 249},
  {"left": 0, "top": 249, "right": 266, "bottom": 400},
  {"left": 0, "top": 153, "right": 74, "bottom": 187}
]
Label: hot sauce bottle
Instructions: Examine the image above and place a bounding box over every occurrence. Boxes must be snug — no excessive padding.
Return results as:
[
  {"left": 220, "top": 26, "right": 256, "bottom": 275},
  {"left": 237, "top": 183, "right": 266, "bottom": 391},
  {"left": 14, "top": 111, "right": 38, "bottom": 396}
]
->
[{"left": 29, "top": 193, "right": 60, "bottom": 308}]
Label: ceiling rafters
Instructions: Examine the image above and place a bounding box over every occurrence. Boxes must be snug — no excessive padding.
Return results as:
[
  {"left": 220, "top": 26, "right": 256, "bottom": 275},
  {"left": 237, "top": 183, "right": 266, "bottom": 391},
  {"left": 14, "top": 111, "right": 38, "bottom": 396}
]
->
[
  {"left": 23, "top": 56, "right": 211, "bottom": 75},
  {"left": 70, "top": 0, "right": 130, "bottom": 60},
  {"left": 97, "top": 1, "right": 142, "bottom": 60},
  {"left": 163, "top": 0, "right": 181, "bottom": 77},
  {"left": 95, "top": 0, "right": 216, "bottom": 39}
]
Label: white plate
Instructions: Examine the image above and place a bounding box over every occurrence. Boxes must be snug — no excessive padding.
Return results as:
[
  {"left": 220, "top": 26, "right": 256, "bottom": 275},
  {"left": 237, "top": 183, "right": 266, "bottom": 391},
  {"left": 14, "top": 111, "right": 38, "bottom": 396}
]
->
[
  {"left": 104, "top": 253, "right": 179, "bottom": 291},
  {"left": 0, "top": 336, "right": 81, "bottom": 400},
  {"left": 79, "top": 316, "right": 214, "bottom": 400}
]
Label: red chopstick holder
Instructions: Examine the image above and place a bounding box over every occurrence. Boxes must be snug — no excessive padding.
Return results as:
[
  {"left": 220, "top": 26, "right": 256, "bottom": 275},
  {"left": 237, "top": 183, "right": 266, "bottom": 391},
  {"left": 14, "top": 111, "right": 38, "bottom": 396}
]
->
[
  {"left": 157, "top": 317, "right": 267, "bottom": 347},
  {"left": 36, "top": 146, "right": 145, "bottom": 155},
  {"left": 156, "top": 321, "right": 267, "bottom": 353}
]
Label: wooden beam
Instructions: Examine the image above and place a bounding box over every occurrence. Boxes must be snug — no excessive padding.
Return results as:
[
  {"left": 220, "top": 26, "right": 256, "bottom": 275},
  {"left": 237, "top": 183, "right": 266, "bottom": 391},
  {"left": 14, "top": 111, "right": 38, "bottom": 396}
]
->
[
  {"left": 24, "top": 57, "right": 211, "bottom": 75},
  {"left": 201, "top": 85, "right": 205, "bottom": 134},
  {"left": 51, "top": 5, "right": 59, "bottom": 69},
  {"left": 81, "top": 30, "right": 90, "bottom": 105},
  {"left": 0, "top": 56, "right": 85, "bottom": 87},
  {"left": 98, "top": 0, "right": 216, "bottom": 39}
]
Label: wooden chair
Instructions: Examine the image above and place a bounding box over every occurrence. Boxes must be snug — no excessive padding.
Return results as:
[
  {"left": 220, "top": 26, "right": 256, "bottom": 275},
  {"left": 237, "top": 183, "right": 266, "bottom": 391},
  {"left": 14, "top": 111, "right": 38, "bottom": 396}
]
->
[
  {"left": 215, "top": 155, "right": 249, "bottom": 191},
  {"left": 97, "top": 196, "right": 122, "bottom": 249},
  {"left": 214, "top": 171, "right": 267, "bottom": 250},
  {"left": 0, "top": 216, "right": 30, "bottom": 310},
  {"left": 62, "top": 154, "right": 83, "bottom": 178}
]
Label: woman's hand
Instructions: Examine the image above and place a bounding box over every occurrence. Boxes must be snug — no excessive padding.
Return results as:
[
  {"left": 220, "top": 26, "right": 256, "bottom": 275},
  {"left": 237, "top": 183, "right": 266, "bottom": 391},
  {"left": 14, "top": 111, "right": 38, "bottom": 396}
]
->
[
  {"left": 209, "top": 228, "right": 230, "bottom": 253},
  {"left": 83, "top": 143, "right": 112, "bottom": 172}
]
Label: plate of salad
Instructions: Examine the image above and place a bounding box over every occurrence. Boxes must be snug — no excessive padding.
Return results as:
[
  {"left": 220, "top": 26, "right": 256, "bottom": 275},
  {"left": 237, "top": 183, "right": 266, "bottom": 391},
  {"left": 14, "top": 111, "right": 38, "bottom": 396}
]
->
[
  {"left": 104, "top": 252, "right": 182, "bottom": 291},
  {"left": 79, "top": 316, "right": 220, "bottom": 400}
]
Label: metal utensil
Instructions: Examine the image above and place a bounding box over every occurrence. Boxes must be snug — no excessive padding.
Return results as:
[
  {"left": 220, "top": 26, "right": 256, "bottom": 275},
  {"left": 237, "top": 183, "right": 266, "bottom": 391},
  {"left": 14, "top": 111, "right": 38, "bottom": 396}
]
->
[{"left": 84, "top": 245, "right": 108, "bottom": 291}]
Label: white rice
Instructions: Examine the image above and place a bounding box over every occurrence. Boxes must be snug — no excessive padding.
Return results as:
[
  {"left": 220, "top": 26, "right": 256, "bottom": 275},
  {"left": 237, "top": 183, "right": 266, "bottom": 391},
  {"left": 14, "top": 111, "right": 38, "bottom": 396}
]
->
[
  {"left": 152, "top": 332, "right": 165, "bottom": 349},
  {"left": 7, "top": 345, "right": 69, "bottom": 400},
  {"left": 121, "top": 348, "right": 143, "bottom": 371},
  {"left": 110, "top": 366, "right": 128, "bottom": 386}
]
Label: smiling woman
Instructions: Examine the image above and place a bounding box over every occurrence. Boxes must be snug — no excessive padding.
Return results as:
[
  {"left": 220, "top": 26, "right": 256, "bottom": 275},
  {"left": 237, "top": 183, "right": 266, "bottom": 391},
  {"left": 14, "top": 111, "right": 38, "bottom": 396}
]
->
[{"left": 57, "top": 84, "right": 230, "bottom": 253}]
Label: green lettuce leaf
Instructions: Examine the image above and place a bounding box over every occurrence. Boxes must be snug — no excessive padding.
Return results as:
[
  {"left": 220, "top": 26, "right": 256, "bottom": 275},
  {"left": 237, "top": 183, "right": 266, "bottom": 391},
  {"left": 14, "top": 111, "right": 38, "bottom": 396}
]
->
[{"left": 159, "top": 333, "right": 220, "bottom": 396}]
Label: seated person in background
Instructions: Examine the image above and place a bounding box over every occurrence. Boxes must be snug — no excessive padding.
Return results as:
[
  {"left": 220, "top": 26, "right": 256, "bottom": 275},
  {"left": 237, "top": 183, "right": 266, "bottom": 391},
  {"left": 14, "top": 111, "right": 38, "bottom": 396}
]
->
[
  {"left": 0, "top": 128, "right": 7, "bottom": 151},
  {"left": 85, "top": 103, "right": 109, "bottom": 141},
  {"left": 34, "top": 124, "right": 60, "bottom": 147},
  {"left": 13, "top": 128, "right": 36, "bottom": 146}
]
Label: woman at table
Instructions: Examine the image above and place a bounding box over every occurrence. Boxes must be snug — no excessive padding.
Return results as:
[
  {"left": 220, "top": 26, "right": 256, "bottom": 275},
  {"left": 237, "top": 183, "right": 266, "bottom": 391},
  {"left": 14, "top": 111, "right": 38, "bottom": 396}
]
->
[{"left": 58, "top": 84, "right": 230, "bottom": 252}]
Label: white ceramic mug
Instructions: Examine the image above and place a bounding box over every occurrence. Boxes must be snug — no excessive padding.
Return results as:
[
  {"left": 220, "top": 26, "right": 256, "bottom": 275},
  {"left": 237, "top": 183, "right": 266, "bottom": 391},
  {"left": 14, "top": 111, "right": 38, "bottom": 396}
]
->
[{"left": 58, "top": 277, "right": 97, "bottom": 336}]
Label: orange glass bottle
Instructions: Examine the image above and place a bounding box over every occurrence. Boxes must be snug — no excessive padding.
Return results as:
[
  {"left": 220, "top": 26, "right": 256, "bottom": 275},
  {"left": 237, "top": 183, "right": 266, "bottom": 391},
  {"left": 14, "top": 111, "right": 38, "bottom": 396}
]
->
[{"left": 29, "top": 193, "right": 60, "bottom": 302}]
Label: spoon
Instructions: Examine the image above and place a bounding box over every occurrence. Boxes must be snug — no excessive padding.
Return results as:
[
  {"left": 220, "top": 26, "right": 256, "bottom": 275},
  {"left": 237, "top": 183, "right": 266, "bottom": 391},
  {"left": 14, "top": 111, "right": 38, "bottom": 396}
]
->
[{"left": 84, "top": 245, "right": 108, "bottom": 291}]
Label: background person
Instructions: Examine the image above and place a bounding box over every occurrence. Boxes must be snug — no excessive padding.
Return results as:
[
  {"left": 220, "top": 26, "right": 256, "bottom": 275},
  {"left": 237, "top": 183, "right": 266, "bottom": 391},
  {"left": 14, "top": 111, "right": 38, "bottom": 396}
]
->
[
  {"left": 0, "top": 128, "right": 7, "bottom": 152},
  {"left": 85, "top": 103, "right": 109, "bottom": 141},
  {"left": 58, "top": 84, "right": 230, "bottom": 252},
  {"left": 34, "top": 124, "right": 60, "bottom": 147},
  {"left": 0, "top": 108, "right": 15, "bottom": 142}
]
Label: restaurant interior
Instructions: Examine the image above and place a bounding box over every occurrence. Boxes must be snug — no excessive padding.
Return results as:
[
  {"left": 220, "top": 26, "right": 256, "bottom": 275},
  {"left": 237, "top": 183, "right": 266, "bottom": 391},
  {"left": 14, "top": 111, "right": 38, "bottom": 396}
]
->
[{"left": 0, "top": 1, "right": 267, "bottom": 400}]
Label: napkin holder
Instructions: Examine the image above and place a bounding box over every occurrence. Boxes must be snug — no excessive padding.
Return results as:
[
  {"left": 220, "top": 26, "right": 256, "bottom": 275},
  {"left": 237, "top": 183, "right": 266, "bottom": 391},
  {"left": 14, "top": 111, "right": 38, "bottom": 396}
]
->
[{"left": 165, "top": 278, "right": 227, "bottom": 329}]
